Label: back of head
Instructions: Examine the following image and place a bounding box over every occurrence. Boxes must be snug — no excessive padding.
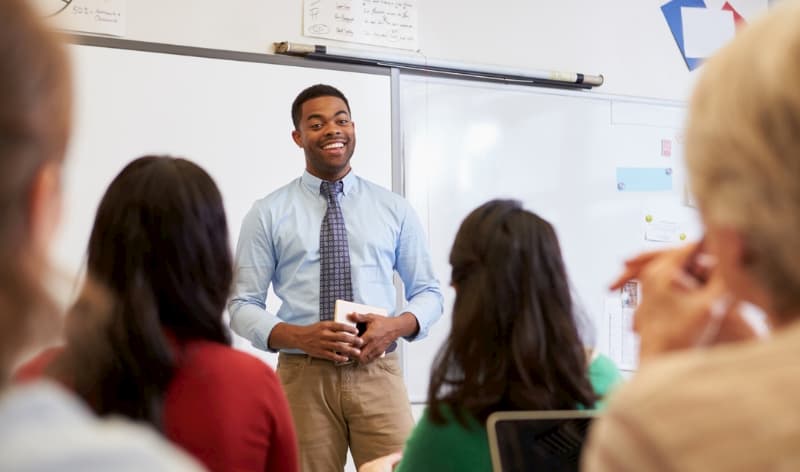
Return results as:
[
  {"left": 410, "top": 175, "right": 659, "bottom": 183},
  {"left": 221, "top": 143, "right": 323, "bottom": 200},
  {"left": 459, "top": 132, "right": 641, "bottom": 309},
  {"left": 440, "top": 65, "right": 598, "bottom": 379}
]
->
[
  {"left": 686, "top": 2, "right": 800, "bottom": 318},
  {"left": 65, "top": 156, "right": 232, "bottom": 425},
  {"left": 428, "top": 200, "right": 595, "bottom": 425},
  {"left": 87, "top": 156, "right": 232, "bottom": 341},
  {"left": 0, "top": 0, "right": 71, "bottom": 379}
]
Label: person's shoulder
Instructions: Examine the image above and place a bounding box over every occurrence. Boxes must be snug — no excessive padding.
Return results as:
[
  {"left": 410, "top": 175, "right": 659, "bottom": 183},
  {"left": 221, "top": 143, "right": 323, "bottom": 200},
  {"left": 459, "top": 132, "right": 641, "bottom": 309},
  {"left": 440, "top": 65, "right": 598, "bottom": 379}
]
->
[
  {"left": 0, "top": 381, "right": 201, "bottom": 471},
  {"left": 596, "top": 328, "right": 800, "bottom": 470},
  {"left": 352, "top": 175, "right": 414, "bottom": 215},
  {"left": 397, "top": 405, "right": 490, "bottom": 472},
  {"left": 179, "top": 340, "right": 277, "bottom": 380},
  {"left": 251, "top": 177, "right": 303, "bottom": 209},
  {"left": 353, "top": 175, "right": 404, "bottom": 201},
  {"left": 604, "top": 335, "right": 796, "bottom": 424}
]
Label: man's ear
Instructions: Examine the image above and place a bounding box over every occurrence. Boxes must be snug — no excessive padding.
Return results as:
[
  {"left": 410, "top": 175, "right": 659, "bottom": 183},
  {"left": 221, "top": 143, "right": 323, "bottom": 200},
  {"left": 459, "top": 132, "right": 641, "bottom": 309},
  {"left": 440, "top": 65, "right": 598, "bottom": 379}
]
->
[
  {"left": 28, "top": 161, "right": 62, "bottom": 252},
  {"left": 291, "top": 129, "right": 303, "bottom": 148}
]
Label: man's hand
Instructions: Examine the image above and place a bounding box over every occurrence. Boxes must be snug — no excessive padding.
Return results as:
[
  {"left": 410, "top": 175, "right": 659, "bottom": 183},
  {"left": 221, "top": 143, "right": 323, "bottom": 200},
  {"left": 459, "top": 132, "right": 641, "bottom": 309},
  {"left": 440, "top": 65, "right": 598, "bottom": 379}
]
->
[
  {"left": 348, "top": 312, "right": 418, "bottom": 364},
  {"left": 268, "top": 321, "right": 362, "bottom": 363}
]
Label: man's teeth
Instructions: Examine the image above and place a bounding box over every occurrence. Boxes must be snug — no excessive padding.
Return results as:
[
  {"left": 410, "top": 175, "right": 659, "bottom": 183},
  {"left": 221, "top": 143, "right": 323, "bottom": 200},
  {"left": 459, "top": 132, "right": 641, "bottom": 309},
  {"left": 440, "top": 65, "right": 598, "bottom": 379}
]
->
[{"left": 323, "top": 142, "right": 344, "bottom": 150}]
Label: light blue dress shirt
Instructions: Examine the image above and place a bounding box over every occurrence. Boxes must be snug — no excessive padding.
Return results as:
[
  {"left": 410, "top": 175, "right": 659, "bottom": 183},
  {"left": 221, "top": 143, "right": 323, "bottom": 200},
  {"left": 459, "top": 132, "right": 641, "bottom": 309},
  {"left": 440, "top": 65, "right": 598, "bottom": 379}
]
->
[{"left": 229, "top": 170, "right": 443, "bottom": 353}]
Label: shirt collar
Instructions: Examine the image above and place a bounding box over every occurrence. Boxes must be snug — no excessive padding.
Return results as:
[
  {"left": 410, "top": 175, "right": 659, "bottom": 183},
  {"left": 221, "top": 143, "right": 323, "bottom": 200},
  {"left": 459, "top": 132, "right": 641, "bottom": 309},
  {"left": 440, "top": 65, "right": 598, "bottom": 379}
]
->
[{"left": 301, "top": 169, "right": 356, "bottom": 196}]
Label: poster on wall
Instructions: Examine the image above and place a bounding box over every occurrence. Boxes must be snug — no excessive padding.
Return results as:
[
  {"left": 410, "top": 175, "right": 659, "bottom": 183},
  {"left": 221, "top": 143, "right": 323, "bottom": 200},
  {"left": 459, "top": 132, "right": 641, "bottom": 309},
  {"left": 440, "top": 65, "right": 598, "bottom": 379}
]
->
[
  {"left": 303, "top": 0, "right": 419, "bottom": 51},
  {"left": 660, "top": 0, "right": 768, "bottom": 70}
]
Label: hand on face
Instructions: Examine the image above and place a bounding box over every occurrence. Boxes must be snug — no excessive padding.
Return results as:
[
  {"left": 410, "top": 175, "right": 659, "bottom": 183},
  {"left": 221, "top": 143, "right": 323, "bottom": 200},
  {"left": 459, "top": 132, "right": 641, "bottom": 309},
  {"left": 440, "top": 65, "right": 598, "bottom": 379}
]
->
[{"left": 616, "top": 244, "right": 757, "bottom": 363}]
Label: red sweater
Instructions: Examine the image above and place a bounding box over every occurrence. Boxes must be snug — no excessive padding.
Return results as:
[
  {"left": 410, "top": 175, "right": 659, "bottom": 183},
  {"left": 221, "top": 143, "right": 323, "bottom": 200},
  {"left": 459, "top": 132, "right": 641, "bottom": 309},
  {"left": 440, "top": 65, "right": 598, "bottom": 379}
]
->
[{"left": 15, "top": 342, "right": 299, "bottom": 472}]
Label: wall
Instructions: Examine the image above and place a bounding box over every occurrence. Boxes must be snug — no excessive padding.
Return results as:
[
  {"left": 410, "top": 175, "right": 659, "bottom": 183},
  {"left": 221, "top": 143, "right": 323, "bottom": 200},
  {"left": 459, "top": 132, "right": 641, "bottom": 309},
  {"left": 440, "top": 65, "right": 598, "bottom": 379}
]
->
[{"left": 99, "top": 0, "right": 769, "bottom": 101}]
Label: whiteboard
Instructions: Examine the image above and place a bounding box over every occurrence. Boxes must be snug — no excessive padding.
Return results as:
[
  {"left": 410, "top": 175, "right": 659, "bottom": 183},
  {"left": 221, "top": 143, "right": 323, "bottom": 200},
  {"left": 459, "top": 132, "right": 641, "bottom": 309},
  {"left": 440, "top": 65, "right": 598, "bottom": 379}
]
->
[
  {"left": 54, "top": 42, "right": 392, "bottom": 366},
  {"left": 399, "top": 75, "right": 700, "bottom": 402}
]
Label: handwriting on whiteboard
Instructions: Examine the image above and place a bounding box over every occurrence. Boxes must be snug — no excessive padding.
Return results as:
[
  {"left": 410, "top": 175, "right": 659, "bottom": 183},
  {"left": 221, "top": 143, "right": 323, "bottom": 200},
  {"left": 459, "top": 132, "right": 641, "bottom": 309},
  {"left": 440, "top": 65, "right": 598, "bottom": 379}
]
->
[{"left": 304, "top": 0, "right": 418, "bottom": 51}]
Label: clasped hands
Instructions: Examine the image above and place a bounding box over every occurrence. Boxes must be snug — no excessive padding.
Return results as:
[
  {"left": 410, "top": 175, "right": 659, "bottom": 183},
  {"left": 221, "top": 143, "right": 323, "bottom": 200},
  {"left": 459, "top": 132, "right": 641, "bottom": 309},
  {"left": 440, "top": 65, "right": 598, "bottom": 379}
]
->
[{"left": 298, "top": 312, "right": 399, "bottom": 364}]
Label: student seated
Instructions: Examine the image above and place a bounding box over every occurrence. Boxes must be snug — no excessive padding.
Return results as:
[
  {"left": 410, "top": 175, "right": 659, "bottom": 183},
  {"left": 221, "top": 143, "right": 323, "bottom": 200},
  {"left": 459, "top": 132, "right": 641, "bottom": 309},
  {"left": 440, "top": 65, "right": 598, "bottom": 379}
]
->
[
  {"left": 17, "top": 156, "right": 299, "bottom": 472},
  {"left": 0, "top": 2, "right": 201, "bottom": 469},
  {"left": 582, "top": 3, "right": 800, "bottom": 470},
  {"left": 363, "top": 199, "right": 622, "bottom": 472}
]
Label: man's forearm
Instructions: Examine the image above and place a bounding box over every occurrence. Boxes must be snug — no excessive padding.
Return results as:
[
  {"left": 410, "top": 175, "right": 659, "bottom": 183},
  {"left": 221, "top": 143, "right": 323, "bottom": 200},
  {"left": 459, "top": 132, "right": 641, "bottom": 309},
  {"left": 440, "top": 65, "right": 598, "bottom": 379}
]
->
[
  {"left": 268, "top": 322, "right": 301, "bottom": 351},
  {"left": 392, "top": 312, "right": 420, "bottom": 339}
]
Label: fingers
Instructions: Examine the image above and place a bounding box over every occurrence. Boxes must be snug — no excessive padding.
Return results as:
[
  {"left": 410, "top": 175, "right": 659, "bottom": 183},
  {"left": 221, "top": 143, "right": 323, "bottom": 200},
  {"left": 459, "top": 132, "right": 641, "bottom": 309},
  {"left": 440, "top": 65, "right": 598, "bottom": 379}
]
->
[
  {"left": 320, "top": 320, "right": 359, "bottom": 335},
  {"left": 609, "top": 245, "right": 702, "bottom": 290},
  {"left": 357, "top": 344, "right": 382, "bottom": 364},
  {"left": 317, "top": 349, "right": 353, "bottom": 363},
  {"left": 347, "top": 312, "right": 372, "bottom": 323}
]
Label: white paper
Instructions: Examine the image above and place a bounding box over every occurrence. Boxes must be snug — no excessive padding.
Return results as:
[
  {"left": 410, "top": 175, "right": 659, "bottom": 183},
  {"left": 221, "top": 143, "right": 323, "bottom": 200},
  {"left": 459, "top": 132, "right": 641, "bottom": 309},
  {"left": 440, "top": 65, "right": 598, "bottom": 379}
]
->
[
  {"left": 604, "top": 297, "right": 640, "bottom": 371},
  {"left": 681, "top": 7, "right": 735, "bottom": 58},
  {"left": 621, "top": 308, "right": 640, "bottom": 369},
  {"left": 304, "top": 0, "right": 419, "bottom": 50},
  {"left": 48, "top": 0, "right": 126, "bottom": 37},
  {"left": 334, "top": 300, "right": 387, "bottom": 327},
  {"left": 645, "top": 219, "right": 679, "bottom": 242}
]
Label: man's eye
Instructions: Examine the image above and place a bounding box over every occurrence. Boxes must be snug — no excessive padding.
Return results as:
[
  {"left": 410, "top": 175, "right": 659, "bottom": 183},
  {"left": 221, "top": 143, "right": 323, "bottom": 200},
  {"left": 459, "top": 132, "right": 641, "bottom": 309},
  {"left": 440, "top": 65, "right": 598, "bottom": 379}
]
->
[
  {"left": 310, "top": 124, "right": 323, "bottom": 130},
  {"left": 338, "top": 120, "right": 350, "bottom": 125}
]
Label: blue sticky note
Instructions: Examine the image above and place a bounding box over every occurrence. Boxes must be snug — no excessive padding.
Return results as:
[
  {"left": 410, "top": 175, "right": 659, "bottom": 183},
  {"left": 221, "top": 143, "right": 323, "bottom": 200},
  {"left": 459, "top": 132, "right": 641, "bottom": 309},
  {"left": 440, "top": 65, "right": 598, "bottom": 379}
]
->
[
  {"left": 616, "top": 167, "right": 673, "bottom": 192},
  {"left": 661, "top": 0, "right": 706, "bottom": 71}
]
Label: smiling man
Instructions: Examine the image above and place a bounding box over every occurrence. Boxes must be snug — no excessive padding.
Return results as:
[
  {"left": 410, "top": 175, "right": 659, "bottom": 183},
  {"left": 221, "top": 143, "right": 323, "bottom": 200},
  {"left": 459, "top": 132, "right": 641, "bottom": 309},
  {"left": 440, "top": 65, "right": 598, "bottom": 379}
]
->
[{"left": 229, "top": 84, "right": 443, "bottom": 471}]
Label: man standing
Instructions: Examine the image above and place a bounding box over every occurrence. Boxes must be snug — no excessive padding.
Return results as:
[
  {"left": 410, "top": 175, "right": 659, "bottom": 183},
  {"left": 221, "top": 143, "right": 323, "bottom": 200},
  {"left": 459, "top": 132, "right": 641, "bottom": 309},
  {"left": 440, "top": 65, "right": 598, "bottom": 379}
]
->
[{"left": 229, "top": 84, "right": 443, "bottom": 471}]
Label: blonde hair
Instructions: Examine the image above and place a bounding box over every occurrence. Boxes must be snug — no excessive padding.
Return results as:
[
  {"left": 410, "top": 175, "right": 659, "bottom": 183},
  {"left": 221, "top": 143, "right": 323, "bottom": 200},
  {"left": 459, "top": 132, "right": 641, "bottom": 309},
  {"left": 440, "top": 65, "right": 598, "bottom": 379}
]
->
[{"left": 686, "top": 2, "right": 800, "bottom": 315}]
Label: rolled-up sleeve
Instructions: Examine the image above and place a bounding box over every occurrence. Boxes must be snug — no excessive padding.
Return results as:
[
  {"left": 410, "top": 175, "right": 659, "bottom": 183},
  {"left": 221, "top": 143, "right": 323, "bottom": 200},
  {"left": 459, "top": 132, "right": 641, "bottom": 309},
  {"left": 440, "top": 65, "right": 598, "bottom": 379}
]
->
[
  {"left": 395, "top": 203, "right": 443, "bottom": 341},
  {"left": 228, "top": 204, "right": 281, "bottom": 352}
]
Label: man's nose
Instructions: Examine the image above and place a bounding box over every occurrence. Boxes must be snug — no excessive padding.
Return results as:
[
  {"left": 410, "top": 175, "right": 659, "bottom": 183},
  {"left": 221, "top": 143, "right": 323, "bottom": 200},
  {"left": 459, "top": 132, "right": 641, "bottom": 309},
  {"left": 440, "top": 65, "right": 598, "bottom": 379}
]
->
[{"left": 324, "top": 123, "right": 342, "bottom": 135}]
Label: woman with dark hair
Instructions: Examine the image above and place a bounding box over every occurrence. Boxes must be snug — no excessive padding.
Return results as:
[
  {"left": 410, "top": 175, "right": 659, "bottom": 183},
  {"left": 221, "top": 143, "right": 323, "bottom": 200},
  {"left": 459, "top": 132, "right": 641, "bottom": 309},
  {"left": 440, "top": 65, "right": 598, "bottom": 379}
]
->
[
  {"left": 0, "top": 1, "right": 200, "bottom": 469},
  {"left": 19, "top": 156, "right": 299, "bottom": 472},
  {"left": 363, "top": 199, "right": 621, "bottom": 472}
]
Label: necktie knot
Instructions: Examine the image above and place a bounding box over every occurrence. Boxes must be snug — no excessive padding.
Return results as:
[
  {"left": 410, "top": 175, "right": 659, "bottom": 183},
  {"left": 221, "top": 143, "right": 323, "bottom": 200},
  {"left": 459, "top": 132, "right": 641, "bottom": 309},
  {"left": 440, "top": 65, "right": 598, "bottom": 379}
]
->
[{"left": 321, "top": 180, "right": 343, "bottom": 201}]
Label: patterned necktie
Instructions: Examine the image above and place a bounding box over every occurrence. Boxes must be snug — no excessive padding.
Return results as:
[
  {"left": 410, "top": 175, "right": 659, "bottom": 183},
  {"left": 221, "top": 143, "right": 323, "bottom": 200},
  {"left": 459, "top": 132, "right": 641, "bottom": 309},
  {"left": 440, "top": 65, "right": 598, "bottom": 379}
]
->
[{"left": 319, "top": 180, "right": 353, "bottom": 321}]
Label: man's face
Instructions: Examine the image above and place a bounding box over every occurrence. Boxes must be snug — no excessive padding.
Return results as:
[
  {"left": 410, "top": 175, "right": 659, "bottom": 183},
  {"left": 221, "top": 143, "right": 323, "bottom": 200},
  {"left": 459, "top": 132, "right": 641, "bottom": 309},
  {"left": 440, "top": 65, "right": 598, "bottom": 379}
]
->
[{"left": 292, "top": 95, "right": 356, "bottom": 181}]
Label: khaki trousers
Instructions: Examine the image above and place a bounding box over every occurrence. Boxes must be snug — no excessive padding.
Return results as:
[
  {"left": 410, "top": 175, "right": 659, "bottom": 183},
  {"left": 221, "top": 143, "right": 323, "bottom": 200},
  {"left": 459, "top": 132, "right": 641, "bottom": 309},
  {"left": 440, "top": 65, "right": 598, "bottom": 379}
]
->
[{"left": 277, "top": 352, "right": 414, "bottom": 472}]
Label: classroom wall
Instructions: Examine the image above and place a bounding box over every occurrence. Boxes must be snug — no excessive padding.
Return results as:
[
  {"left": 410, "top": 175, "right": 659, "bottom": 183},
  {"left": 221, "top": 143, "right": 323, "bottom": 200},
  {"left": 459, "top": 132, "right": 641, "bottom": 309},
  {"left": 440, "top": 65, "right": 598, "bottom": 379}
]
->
[{"left": 109, "top": 0, "right": 768, "bottom": 101}]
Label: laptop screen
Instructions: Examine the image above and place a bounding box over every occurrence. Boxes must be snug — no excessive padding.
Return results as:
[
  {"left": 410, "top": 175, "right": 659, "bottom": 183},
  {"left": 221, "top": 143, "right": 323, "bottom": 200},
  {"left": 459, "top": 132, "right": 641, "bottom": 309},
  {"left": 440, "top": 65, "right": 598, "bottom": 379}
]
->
[{"left": 487, "top": 410, "right": 597, "bottom": 472}]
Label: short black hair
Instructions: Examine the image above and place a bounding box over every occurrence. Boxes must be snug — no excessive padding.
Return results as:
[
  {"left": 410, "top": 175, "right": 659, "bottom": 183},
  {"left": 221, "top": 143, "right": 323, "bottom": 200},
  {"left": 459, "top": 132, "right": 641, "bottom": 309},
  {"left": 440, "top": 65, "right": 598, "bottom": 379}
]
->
[{"left": 291, "top": 84, "right": 350, "bottom": 129}]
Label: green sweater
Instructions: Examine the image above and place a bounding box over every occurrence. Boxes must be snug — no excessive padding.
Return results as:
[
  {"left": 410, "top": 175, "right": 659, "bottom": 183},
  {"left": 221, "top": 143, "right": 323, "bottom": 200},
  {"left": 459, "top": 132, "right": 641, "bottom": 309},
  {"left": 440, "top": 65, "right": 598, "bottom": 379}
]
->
[{"left": 394, "top": 354, "right": 623, "bottom": 472}]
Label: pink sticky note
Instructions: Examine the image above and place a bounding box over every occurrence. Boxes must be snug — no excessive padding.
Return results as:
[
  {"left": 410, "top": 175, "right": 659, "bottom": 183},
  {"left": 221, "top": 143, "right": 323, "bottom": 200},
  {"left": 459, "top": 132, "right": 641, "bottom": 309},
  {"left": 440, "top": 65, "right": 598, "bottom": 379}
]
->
[{"left": 661, "top": 139, "right": 672, "bottom": 157}]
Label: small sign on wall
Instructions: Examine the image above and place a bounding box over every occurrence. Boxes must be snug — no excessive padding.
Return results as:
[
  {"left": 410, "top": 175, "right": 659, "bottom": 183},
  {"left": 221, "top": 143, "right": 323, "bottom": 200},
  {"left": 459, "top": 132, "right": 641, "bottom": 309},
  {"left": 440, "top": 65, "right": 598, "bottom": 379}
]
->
[{"left": 35, "top": 0, "right": 126, "bottom": 37}]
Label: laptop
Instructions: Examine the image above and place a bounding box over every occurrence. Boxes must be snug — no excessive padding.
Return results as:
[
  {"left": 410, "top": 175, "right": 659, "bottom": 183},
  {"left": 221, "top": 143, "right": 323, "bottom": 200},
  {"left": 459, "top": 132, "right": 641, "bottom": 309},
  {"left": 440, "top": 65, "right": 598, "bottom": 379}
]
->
[{"left": 487, "top": 410, "right": 598, "bottom": 472}]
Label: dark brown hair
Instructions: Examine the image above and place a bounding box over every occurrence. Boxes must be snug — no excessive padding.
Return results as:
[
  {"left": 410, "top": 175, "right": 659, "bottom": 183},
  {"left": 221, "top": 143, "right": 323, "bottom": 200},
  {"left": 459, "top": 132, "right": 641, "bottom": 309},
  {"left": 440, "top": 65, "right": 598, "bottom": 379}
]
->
[
  {"left": 427, "top": 200, "right": 596, "bottom": 426},
  {"left": 61, "top": 156, "right": 232, "bottom": 427},
  {"left": 0, "top": 0, "right": 71, "bottom": 380}
]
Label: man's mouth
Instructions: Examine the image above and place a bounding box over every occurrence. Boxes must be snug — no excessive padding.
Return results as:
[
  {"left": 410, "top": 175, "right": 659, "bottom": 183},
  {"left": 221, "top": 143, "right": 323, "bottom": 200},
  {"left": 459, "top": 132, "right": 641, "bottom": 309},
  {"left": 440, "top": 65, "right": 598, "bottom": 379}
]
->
[{"left": 322, "top": 141, "right": 346, "bottom": 150}]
